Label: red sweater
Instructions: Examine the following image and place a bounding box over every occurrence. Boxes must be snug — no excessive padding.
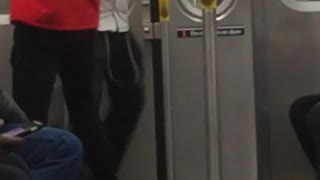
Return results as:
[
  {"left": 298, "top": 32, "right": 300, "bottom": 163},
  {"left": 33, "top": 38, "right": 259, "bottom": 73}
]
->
[{"left": 10, "top": 0, "right": 100, "bottom": 30}]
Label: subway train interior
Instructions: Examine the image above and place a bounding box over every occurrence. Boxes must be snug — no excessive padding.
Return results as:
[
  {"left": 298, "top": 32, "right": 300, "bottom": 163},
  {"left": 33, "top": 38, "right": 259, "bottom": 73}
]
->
[{"left": 1, "top": 0, "right": 320, "bottom": 179}]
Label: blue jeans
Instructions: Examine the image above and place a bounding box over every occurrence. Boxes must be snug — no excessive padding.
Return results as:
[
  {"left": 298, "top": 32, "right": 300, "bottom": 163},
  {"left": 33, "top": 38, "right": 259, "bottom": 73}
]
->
[{"left": 1, "top": 124, "right": 83, "bottom": 180}]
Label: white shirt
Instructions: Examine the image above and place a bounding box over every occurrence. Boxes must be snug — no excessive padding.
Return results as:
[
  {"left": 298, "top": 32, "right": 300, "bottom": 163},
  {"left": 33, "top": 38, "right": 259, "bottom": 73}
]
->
[{"left": 98, "top": 0, "right": 130, "bottom": 32}]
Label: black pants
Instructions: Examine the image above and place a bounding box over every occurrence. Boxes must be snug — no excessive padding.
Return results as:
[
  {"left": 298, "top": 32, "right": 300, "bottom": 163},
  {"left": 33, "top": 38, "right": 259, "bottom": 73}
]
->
[
  {"left": 98, "top": 31, "right": 144, "bottom": 171},
  {"left": 11, "top": 23, "right": 115, "bottom": 180},
  {"left": 290, "top": 94, "right": 320, "bottom": 179}
]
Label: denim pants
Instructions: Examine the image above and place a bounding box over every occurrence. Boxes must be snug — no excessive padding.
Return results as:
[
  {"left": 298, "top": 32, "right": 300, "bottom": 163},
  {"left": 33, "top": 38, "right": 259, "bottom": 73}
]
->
[{"left": 1, "top": 124, "right": 83, "bottom": 180}]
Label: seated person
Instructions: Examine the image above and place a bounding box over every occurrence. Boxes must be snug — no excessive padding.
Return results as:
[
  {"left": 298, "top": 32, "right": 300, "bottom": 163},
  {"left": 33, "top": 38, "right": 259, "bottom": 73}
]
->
[
  {"left": 0, "top": 163, "right": 30, "bottom": 180},
  {"left": 0, "top": 150, "right": 31, "bottom": 180},
  {"left": 290, "top": 94, "right": 320, "bottom": 168},
  {"left": 0, "top": 89, "right": 83, "bottom": 180},
  {"left": 290, "top": 94, "right": 320, "bottom": 179}
]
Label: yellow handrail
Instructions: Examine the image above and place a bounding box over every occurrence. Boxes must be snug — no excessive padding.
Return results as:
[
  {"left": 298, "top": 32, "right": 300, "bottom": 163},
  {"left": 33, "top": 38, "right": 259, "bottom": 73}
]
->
[
  {"left": 159, "top": 0, "right": 169, "bottom": 22},
  {"left": 199, "top": 0, "right": 217, "bottom": 10}
]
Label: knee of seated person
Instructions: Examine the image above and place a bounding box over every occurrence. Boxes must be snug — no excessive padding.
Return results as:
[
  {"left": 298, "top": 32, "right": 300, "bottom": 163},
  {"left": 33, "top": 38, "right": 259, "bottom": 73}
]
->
[
  {"left": 39, "top": 128, "right": 83, "bottom": 159},
  {"left": 290, "top": 95, "right": 320, "bottom": 124},
  {"left": 306, "top": 102, "right": 320, "bottom": 124},
  {"left": 59, "top": 131, "right": 83, "bottom": 158}
]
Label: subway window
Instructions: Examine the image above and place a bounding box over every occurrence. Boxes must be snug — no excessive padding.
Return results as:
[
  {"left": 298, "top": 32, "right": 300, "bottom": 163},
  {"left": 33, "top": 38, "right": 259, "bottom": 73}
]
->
[
  {"left": 282, "top": 0, "right": 320, "bottom": 12},
  {"left": 177, "top": 0, "right": 237, "bottom": 22},
  {"left": 0, "top": 0, "right": 10, "bottom": 25}
]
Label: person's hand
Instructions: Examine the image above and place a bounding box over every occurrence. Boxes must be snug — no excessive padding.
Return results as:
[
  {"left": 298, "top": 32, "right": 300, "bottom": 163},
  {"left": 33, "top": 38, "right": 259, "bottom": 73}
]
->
[
  {"left": 0, "top": 135, "right": 24, "bottom": 160},
  {"left": 0, "top": 119, "right": 25, "bottom": 159},
  {"left": 0, "top": 135, "right": 24, "bottom": 147}
]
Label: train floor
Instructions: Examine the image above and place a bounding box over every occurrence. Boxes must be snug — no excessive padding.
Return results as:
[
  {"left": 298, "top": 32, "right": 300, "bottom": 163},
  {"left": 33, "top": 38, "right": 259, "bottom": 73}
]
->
[{"left": 80, "top": 165, "right": 94, "bottom": 180}]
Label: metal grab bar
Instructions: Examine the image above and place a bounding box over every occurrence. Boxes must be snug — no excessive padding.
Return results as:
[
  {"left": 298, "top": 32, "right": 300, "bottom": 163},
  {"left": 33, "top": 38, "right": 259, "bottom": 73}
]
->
[
  {"left": 200, "top": 1, "right": 221, "bottom": 180},
  {"left": 159, "top": 0, "right": 175, "bottom": 180}
]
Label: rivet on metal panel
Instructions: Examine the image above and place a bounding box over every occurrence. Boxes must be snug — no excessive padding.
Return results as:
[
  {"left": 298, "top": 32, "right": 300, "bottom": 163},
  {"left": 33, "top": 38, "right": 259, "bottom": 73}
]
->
[
  {"left": 144, "top": 27, "right": 150, "bottom": 33},
  {"left": 143, "top": 22, "right": 161, "bottom": 40},
  {"left": 142, "top": 0, "right": 150, "bottom": 6},
  {"left": 143, "top": 23, "right": 154, "bottom": 40}
]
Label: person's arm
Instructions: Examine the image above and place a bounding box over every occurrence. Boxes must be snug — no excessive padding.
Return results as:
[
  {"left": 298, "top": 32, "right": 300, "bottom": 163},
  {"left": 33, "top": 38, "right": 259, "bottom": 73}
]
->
[
  {"left": 0, "top": 119, "right": 25, "bottom": 160},
  {"left": 0, "top": 90, "right": 29, "bottom": 123}
]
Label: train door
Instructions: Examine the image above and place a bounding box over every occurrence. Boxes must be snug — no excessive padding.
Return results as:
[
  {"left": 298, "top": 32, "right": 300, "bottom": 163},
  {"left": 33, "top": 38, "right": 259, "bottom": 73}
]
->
[
  {"left": 253, "top": 0, "right": 320, "bottom": 179},
  {"left": 158, "top": 0, "right": 257, "bottom": 180},
  {"left": 99, "top": 0, "right": 258, "bottom": 179}
]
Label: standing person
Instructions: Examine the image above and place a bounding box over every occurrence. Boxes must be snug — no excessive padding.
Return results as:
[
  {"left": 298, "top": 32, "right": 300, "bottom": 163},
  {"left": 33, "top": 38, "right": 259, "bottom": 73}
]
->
[
  {"left": 9, "top": 0, "right": 116, "bottom": 179},
  {"left": 98, "top": 0, "right": 145, "bottom": 172}
]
